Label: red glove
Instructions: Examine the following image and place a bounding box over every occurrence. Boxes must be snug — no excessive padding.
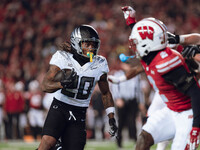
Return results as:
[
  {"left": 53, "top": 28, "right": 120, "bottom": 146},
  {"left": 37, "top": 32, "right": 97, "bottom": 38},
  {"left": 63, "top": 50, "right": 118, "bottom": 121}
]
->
[
  {"left": 121, "top": 6, "right": 136, "bottom": 26},
  {"left": 185, "top": 127, "right": 200, "bottom": 150}
]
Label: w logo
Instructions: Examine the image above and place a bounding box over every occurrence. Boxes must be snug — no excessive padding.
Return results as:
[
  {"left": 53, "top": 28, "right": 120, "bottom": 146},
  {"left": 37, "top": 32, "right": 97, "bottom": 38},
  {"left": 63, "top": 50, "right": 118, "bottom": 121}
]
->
[{"left": 137, "top": 26, "right": 154, "bottom": 40}]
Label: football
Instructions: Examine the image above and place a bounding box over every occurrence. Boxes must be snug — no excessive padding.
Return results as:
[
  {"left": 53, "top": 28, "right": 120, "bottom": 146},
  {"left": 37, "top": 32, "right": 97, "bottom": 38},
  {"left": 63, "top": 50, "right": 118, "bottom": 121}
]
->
[{"left": 54, "top": 69, "right": 72, "bottom": 82}]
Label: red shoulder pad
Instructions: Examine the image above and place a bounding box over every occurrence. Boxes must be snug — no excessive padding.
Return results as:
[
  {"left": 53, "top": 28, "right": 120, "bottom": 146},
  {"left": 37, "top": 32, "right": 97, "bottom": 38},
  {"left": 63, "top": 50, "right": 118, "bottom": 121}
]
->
[{"left": 155, "top": 51, "right": 183, "bottom": 75}]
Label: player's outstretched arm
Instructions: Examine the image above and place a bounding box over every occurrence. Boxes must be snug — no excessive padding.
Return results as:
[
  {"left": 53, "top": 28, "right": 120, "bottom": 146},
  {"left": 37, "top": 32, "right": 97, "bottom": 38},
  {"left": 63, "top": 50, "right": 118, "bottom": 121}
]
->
[
  {"left": 168, "top": 32, "right": 200, "bottom": 45},
  {"left": 127, "top": 64, "right": 144, "bottom": 79},
  {"left": 108, "top": 64, "right": 144, "bottom": 84},
  {"left": 98, "top": 73, "right": 118, "bottom": 137},
  {"left": 168, "top": 32, "right": 200, "bottom": 64},
  {"left": 42, "top": 65, "right": 63, "bottom": 93},
  {"left": 181, "top": 33, "right": 200, "bottom": 45}
]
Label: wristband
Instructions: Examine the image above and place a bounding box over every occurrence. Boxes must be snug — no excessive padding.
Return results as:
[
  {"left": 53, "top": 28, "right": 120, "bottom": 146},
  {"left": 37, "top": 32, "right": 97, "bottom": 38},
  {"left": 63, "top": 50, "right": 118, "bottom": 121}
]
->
[
  {"left": 179, "top": 35, "right": 185, "bottom": 44},
  {"left": 119, "top": 75, "right": 127, "bottom": 82},
  {"left": 105, "top": 107, "right": 115, "bottom": 115}
]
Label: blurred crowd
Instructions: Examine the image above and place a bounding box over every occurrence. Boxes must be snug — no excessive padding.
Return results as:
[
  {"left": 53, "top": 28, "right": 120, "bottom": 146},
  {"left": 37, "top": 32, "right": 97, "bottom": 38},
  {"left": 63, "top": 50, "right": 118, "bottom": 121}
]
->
[{"left": 0, "top": 0, "right": 199, "bottom": 141}]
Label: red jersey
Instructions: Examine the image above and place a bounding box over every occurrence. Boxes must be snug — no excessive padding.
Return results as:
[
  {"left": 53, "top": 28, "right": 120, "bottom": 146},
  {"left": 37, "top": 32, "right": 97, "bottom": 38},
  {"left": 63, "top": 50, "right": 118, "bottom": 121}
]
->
[{"left": 141, "top": 47, "right": 192, "bottom": 112}]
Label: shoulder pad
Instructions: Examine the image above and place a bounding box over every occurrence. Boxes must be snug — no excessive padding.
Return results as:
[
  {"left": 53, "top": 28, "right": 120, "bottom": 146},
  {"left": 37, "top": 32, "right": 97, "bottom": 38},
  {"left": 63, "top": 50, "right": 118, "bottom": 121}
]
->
[
  {"left": 155, "top": 51, "right": 183, "bottom": 75},
  {"left": 95, "top": 55, "right": 106, "bottom": 63},
  {"left": 90, "top": 55, "right": 109, "bottom": 73}
]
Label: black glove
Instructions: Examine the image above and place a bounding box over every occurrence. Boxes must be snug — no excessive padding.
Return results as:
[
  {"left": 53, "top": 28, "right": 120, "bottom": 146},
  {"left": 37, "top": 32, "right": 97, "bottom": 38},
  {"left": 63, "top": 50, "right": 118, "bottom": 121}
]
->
[
  {"left": 60, "top": 68, "right": 77, "bottom": 89},
  {"left": 167, "top": 31, "right": 180, "bottom": 44},
  {"left": 108, "top": 118, "right": 118, "bottom": 137},
  {"left": 185, "top": 59, "right": 199, "bottom": 75},
  {"left": 182, "top": 45, "right": 200, "bottom": 59}
]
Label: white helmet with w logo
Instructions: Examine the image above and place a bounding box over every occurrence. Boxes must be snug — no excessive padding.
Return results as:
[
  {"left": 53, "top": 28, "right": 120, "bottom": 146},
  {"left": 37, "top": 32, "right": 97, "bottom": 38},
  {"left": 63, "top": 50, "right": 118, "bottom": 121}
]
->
[{"left": 129, "top": 17, "right": 168, "bottom": 57}]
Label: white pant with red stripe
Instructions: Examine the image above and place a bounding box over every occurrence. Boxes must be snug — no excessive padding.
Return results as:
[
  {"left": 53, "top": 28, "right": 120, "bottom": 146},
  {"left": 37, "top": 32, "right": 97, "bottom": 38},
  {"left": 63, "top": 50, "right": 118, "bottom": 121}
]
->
[{"left": 143, "top": 107, "right": 193, "bottom": 150}]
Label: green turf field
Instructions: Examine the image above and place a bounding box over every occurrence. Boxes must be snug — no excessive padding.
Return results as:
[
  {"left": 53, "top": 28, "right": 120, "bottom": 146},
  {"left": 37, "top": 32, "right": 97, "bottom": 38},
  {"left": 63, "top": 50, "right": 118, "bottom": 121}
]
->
[
  {"left": 1, "top": 140, "right": 200, "bottom": 150},
  {"left": 0, "top": 140, "right": 173, "bottom": 150}
]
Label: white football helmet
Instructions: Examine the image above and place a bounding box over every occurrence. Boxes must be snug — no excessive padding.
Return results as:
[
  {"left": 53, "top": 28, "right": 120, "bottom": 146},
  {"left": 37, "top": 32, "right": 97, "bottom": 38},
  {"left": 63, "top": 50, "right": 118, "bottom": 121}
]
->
[{"left": 129, "top": 17, "right": 168, "bottom": 57}]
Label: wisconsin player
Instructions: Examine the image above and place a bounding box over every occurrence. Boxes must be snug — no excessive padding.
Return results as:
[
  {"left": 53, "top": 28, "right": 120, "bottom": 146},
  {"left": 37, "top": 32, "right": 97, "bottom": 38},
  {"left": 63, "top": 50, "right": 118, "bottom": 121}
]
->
[
  {"left": 109, "top": 6, "right": 200, "bottom": 150},
  {"left": 37, "top": 25, "right": 118, "bottom": 150},
  {"left": 129, "top": 18, "right": 200, "bottom": 150}
]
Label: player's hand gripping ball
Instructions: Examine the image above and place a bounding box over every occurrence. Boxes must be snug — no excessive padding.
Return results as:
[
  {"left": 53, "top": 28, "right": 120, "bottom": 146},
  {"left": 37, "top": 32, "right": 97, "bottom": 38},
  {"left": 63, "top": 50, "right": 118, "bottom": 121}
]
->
[{"left": 54, "top": 68, "right": 78, "bottom": 89}]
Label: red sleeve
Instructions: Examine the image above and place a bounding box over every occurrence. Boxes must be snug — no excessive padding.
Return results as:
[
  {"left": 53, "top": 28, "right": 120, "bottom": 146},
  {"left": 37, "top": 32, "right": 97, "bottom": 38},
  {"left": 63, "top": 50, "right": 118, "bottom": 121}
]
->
[{"left": 155, "top": 52, "right": 184, "bottom": 75}]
